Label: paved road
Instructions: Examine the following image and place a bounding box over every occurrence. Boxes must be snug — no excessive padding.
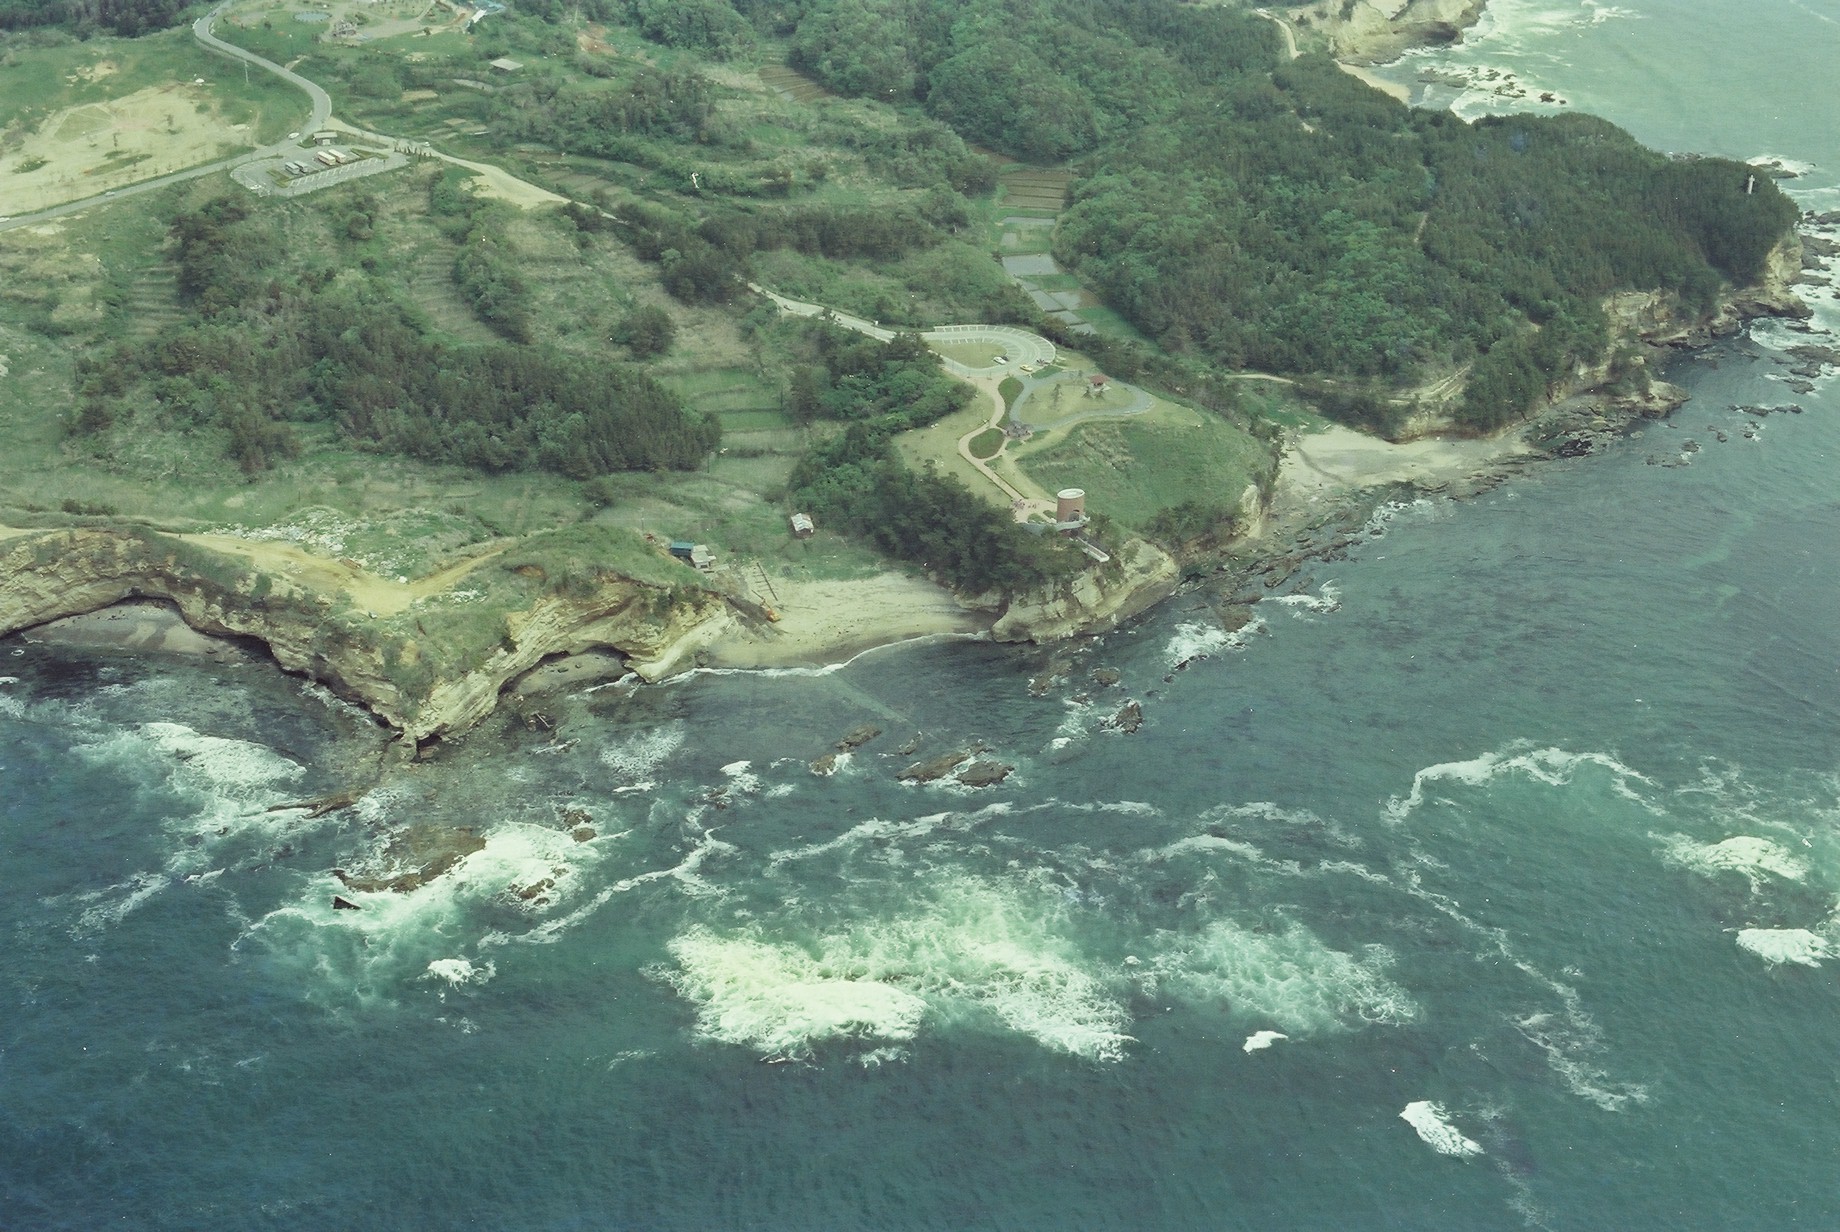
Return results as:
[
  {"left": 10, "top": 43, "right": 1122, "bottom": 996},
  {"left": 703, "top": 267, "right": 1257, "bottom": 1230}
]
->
[
  {"left": 193, "top": 0, "right": 331, "bottom": 133},
  {"left": 748, "top": 284, "right": 1058, "bottom": 372}
]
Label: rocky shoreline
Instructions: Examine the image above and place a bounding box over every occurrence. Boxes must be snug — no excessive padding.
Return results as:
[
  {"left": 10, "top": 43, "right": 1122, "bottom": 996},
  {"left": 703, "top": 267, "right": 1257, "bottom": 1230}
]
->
[
  {"left": 1289, "top": 0, "right": 1491, "bottom": 67},
  {"left": 1, "top": 227, "right": 1817, "bottom": 750}
]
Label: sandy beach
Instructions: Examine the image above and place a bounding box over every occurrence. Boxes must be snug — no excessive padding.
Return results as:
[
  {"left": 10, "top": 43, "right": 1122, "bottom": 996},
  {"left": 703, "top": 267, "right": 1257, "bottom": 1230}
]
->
[
  {"left": 702, "top": 570, "right": 988, "bottom": 671},
  {"left": 1337, "top": 62, "right": 1413, "bottom": 104}
]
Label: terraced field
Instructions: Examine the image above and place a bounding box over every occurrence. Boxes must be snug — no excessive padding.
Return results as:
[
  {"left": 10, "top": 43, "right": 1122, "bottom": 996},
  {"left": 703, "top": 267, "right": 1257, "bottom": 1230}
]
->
[
  {"left": 119, "top": 262, "right": 186, "bottom": 341},
  {"left": 998, "top": 166, "right": 1074, "bottom": 212},
  {"left": 757, "top": 63, "right": 835, "bottom": 105},
  {"left": 403, "top": 242, "right": 499, "bottom": 343}
]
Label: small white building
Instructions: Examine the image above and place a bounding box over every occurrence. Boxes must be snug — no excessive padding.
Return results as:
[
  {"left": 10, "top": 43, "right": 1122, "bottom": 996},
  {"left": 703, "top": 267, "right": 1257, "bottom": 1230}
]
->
[{"left": 789, "top": 512, "right": 815, "bottom": 539}]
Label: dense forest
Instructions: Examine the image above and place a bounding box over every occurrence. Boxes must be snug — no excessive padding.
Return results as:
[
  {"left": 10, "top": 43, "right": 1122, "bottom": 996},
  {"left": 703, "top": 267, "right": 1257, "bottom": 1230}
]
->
[
  {"left": 679, "top": 0, "right": 1799, "bottom": 428},
  {"left": 0, "top": 0, "right": 190, "bottom": 37},
  {"left": 74, "top": 196, "right": 718, "bottom": 477}
]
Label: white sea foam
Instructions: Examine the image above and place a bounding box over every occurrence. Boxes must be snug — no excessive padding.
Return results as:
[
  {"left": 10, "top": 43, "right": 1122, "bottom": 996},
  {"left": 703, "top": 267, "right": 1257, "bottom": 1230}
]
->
[
  {"left": 425, "top": 957, "right": 495, "bottom": 987},
  {"left": 1385, "top": 745, "right": 1655, "bottom": 824},
  {"left": 1581, "top": 1, "right": 1640, "bottom": 24},
  {"left": 242, "top": 820, "right": 611, "bottom": 992},
  {"left": 1163, "top": 616, "right": 1264, "bottom": 666},
  {"left": 1149, "top": 919, "right": 1417, "bottom": 1033},
  {"left": 1046, "top": 697, "right": 1096, "bottom": 753},
  {"left": 719, "top": 760, "right": 763, "bottom": 796},
  {"left": 1735, "top": 928, "right": 1832, "bottom": 968},
  {"left": 661, "top": 928, "right": 930, "bottom": 1058},
  {"left": 1749, "top": 153, "right": 1818, "bottom": 178},
  {"left": 1400, "top": 1102, "right": 1484, "bottom": 1158},
  {"left": 598, "top": 724, "right": 686, "bottom": 785},
  {"left": 604, "top": 1050, "right": 655, "bottom": 1069},
  {"left": 1243, "top": 1030, "right": 1288, "bottom": 1053},
  {"left": 657, "top": 876, "right": 1133, "bottom": 1062},
  {"left": 1509, "top": 1009, "right": 1648, "bottom": 1112},
  {"left": 1267, "top": 582, "right": 1341, "bottom": 617},
  {"left": 71, "top": 870, "right": 170, "bottom": 933},
  {"left": 1361, "top": 496, "right": 1450, "bottom": 539},
  {"left": 58, "top": 722, "right": 311, "bottom": 931},
  {"left": 1659, "top": 834, "right": 1809, "bottom": 890},
  {"left": 139, "top": 721, "right": 306, "bottom": 797}
]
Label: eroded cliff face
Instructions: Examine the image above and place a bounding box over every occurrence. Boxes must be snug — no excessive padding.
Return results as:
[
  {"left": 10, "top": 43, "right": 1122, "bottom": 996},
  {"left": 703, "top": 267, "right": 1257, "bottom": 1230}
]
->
[
  {"left": 0, "top": 527, "right": 728, "bottom": 743},
  {"left": 1291, "top": 0, "right": 1488, "bottom": 65},
  {"left": 987, "top": 538, "right": 1181, "bottom": 644},
  {"left": 1390, "top": 233, "right": 1810, "bottom": 439}
]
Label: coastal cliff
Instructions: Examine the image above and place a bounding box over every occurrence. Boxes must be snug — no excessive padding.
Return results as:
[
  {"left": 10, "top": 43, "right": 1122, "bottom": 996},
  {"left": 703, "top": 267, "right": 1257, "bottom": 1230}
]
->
[
  {"left": 1290, "top": 0, "right": 1489, "bottom": 66},
  {"left": 1388, "top": 231, "right": 1810, "bottom": 440},
  {"left": 985, "top": 538, "right": 1182, "bottom": 643},
  {"left": 0, "top": 526, "right": 729, "bottom": 744}
]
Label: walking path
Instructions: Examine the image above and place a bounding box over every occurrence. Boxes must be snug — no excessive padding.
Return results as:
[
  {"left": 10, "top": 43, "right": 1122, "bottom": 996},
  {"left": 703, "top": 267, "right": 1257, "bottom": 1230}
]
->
[{"left": 751, "top": 284, "right": 1163, "bottom": 522}]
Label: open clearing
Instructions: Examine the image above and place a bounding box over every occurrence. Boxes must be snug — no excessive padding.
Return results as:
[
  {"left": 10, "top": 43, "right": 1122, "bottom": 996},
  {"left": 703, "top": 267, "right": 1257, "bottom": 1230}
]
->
[
  {"left": 5, "top": 85, "right": 258, "bottom": 213},
  {"left": 1009, "top": 396, "right": 1267, "bottom": 533}
]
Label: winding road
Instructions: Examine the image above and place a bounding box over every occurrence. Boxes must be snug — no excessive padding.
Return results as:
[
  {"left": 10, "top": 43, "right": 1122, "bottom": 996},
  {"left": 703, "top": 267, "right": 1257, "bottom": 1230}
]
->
[
  {"left": 193, "top": 0, "right": 332, "bottom": 133},
  {"left": 753, "top": 284, "right": 1167, "bottom": 521}
]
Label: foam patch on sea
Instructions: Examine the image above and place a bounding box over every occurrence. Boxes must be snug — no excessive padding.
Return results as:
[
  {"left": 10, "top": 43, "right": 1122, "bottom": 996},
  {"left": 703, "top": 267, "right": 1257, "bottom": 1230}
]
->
[
  {"left": 1147, "top": 919, "right": 1417, "bottom": 1034},
  {"left": 240, "top": 819, "right": 615, "bottom": 998},
  {"left": 1163, "top": 616, "right": 1264, "bottom": 668},
  {"left": 59, "top": 721, "right": 310, "bottom": 933},
  {"left": 599, "top": 723, "right": 686, "bottom": 790},
  {"left": 1659, "top": 834, "right": 1809, "bottom": 889},
  {"left": 1735, "top": 928, "right": 1832, "bottom": 968},
  {"left": 655, "top": 875, "right": 1133, "bottom": 1062},
  {"left": 1400, "top": 1101, "right": 1484, "bottom": 1157},
  {"left": 1386, "top": 744, "right": 1655, "bottom": 824}
]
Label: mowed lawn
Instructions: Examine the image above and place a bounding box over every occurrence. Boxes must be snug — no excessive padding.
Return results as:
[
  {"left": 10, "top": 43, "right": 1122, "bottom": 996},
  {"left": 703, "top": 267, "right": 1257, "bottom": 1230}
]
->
[
  {"left": 892, "top": 396, "right": 1012, "bottom": 510},
  {"left": 1011, "top": 400, "right": 1267, "bottom": 533}
]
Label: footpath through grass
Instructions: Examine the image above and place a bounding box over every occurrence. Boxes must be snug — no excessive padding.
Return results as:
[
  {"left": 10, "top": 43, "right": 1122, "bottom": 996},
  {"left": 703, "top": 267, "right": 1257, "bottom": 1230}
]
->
[{"left": 1011, "top": 402, "right": 1267, "bottom": 534}]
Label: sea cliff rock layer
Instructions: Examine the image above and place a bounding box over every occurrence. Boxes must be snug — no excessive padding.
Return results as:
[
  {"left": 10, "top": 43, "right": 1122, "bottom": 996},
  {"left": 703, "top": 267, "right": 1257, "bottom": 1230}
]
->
[
  {"left": 0, "top": 526, "right": 728, "bottom": 744},
  {"left": 1290, "top": 0, "right": 1490, "bottom": 66}
]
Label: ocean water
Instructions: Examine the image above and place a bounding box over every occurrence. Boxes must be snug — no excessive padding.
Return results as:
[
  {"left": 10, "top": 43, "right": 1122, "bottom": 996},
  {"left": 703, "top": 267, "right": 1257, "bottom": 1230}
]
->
[{"left": 5, "top": 4, "right": 1840, "bottom": 1228}]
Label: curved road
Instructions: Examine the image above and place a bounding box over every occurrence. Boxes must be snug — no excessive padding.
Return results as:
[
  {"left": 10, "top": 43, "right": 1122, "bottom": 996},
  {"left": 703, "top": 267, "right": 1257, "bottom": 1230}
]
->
[{"left": 193, "top": 0, "right": 331, "bottom": 133}]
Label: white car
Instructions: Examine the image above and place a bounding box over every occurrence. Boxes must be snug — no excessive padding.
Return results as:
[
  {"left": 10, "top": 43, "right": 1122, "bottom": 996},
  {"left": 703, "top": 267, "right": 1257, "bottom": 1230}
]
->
[{"left": 993, "top": 355, "right": 1009, "bottom": 364}]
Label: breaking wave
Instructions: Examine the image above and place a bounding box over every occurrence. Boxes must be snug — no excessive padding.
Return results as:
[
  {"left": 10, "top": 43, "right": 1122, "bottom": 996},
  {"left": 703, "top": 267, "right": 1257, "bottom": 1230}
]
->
[
  {"left": 1400, "top": 1101, "right": 1484, "bottom": 1157},
  {"left": 655, "top": 875, "right": 1133, "bottom": 1062},
  {"left": 1147, "top": 919, "right": 1418, "bottom": 1033}
]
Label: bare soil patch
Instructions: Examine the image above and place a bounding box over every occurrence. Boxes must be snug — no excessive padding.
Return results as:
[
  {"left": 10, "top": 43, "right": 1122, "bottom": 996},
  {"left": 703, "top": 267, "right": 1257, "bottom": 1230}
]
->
[{"left": 4, "top": 84, "right": 255, "bottom": 213}]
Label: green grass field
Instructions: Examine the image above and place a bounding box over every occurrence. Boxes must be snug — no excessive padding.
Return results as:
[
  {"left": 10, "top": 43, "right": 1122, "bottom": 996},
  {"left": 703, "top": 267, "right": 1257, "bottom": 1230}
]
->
[
  {"left": 967, "top": 427, "right": 1004, "bottom": 459},
  {"left": 891, "top": 398, "right": 1011, "bottom": 510},
  {"left": 1010, "top": 401, "right": 1267, "bottom": 534},
  {"left": 0, "top": 26, "right": 306, "bottom": 145}
]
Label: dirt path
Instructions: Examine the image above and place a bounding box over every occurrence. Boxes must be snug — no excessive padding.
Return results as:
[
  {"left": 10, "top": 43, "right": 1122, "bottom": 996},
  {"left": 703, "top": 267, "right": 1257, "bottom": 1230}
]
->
[
  {"left": 175, "top": 532, "right": 507, "bottom": 616},
  {"left": 1255, "top": 8, "right": 1301, "bottom": 59}
]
